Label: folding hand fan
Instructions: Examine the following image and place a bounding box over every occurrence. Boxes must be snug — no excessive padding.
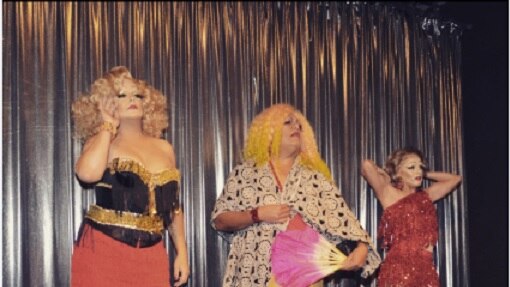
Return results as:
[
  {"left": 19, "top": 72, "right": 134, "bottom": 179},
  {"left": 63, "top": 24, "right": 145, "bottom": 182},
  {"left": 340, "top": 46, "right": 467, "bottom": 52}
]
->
[{"left": 270, "top": 224, "right": 347, "bottom": 287}]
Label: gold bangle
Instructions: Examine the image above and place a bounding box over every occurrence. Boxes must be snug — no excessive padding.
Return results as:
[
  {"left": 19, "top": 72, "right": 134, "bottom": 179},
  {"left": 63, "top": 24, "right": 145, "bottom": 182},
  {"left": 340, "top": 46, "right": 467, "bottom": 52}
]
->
[{"left": 96, "top": 121, "right": 117, "bottom": 136}]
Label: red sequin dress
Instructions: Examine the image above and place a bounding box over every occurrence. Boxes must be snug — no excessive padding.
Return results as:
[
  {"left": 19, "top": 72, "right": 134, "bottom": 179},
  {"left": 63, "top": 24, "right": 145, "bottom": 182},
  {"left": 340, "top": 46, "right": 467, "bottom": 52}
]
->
[{"left": 377, "top": 191, "right": 439, "bottom": 287}]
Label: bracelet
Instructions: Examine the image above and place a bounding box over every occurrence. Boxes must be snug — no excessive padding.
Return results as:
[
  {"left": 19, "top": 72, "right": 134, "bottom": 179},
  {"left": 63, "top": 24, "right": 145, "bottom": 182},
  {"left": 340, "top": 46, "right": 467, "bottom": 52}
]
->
[
  {"left": 96, "top": 121, "right": 117, "bottom": 137},
  {"left": 250, "top": 208, "right": 261, "bottom": 224}
]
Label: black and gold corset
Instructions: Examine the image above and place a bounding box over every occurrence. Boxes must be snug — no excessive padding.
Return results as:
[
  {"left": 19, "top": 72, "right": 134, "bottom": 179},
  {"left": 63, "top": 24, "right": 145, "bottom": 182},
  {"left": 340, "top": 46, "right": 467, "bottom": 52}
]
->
[{"left": 83, "top": 158, "right": 181, "bottom": 247}]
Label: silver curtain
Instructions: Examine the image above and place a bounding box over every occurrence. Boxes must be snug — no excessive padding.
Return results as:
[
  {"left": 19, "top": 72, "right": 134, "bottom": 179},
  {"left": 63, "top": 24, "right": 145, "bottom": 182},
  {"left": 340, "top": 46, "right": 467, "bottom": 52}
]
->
[{"left": 2, "top": 2, "right": 468, "bottom": 286}]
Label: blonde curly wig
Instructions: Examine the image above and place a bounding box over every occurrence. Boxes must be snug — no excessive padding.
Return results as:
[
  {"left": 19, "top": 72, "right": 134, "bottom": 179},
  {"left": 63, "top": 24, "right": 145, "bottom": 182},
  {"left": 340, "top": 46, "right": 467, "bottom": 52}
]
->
[
  {"left": 243, "top": 103, "right": 332, "bottom": 181},
  {"left": 71, "top": 66, "right": 168, "bottom": 141}
]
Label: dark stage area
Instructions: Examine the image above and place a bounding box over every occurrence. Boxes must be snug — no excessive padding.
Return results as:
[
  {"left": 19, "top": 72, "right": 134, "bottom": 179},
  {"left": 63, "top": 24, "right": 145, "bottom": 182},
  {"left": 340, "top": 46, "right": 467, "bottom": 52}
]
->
[{"left": 440, "top": 2, "right": 508, "bottom": 286}]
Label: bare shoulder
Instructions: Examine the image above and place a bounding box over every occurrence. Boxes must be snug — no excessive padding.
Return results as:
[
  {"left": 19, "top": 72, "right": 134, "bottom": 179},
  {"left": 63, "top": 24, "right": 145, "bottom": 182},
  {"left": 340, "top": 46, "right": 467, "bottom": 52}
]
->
[
  {"left": 379, "top": 185, "right": 406, "bottom": 209},
  {"left": 150, "top": 138, "right": 176, "bottom": 167},
  {"left": 152, "top": 138, "right": 174, "bottom": 154}
]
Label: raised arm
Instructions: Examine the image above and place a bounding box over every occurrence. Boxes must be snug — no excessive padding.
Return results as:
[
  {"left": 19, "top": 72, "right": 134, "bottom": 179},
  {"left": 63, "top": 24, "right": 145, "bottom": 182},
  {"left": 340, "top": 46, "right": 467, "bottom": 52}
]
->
[
  {"left": 75, "top": 131, "right": 113, "bottom": 182},
  {"left": 361, "top": 159, "right": 392, "bottom": 201},
  {"left": 424, "top": 171, "right": 462, "bottom": 202},
  {"left": 75, "top": 97, "right": 119, "bottom": 183}
]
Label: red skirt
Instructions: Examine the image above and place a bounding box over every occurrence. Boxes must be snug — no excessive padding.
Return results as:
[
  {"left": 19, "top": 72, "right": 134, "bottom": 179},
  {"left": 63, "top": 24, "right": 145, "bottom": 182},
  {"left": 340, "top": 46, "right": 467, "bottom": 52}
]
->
[{"left": 71, "top": 223, "right": 171, "bottom": 287}]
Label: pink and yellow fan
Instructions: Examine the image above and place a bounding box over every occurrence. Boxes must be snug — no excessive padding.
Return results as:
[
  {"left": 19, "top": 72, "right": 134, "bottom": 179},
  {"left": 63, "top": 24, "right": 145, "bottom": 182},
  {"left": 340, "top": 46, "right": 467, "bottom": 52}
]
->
[{"left": 269, "top": 224, "right": 347, "bottom": 287}]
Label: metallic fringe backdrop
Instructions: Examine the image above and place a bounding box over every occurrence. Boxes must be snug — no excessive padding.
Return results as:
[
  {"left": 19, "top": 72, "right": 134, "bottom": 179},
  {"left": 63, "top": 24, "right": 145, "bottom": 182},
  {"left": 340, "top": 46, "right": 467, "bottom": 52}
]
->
[{"left": 2, "top": 2, "right": 468, "bottom": 286}]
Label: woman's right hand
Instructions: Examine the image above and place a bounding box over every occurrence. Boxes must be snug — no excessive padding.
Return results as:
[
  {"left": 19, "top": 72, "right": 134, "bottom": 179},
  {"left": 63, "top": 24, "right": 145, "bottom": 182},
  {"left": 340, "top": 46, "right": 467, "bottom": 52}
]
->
[
  {"left": 97, "top": 96, "right": 119, "bottom": 128},
  {"left": 75, "top": 96, "right": 118, "bottom": 183},
  {"left": 258, "top": 204, "right": 291, "bottom": 223}
]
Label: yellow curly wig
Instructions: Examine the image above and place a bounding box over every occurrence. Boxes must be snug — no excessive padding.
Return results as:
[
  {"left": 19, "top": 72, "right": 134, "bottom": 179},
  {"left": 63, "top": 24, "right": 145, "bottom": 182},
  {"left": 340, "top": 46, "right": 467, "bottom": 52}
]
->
[
  {"left": 243, "top": 103, "right": 332, "bottom": 181},
  {"left": 71, "top": 66, "right": 168, "bottom": 141}
]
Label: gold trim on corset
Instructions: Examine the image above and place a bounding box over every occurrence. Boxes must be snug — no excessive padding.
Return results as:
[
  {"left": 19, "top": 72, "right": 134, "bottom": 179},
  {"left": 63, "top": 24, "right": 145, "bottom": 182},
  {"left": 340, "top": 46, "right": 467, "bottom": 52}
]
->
[
  {"left": 108, "top": 158, "right": 180, "bottom": 185},
  {"left": 108, "top": 158, "right": 181, "bottom": 215},
  {"left": 85, "top": 205, "right": 164, "bottom": 233}
]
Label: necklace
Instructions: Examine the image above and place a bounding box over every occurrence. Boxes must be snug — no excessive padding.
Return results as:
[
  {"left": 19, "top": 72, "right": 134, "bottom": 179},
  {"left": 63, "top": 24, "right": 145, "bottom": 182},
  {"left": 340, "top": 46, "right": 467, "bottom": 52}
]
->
[{"left": 269, "top": 160, "right": 283, "bottom": 191}]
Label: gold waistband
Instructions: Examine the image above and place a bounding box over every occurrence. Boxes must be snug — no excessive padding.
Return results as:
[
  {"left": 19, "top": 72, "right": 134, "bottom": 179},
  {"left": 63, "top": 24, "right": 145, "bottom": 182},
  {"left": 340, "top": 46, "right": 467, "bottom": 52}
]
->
[{"left": 85, "top": 205, "right": 164, "bottom": 234}]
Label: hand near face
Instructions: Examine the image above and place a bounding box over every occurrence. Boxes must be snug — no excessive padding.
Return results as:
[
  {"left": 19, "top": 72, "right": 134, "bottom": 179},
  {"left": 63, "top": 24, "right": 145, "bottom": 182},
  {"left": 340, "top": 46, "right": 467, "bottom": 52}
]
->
[
  {"left": 258, "top": 204, "right": 291, "bottom": 223},
  {"left": 97, "top": 96, "right": 120, "bottom": 127}
]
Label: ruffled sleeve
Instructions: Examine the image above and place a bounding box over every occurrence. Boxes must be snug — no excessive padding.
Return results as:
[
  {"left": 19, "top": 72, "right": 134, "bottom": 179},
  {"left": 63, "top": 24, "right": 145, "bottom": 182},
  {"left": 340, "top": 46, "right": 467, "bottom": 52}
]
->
[
  {"left": 210, "top": 162, "right": 254, "bottom": 242},
  {"left": 290, "top": 167, "right": 382, "bottom": 278},
  {"left": 155, "top": 180, "right": 181, "bottom": 228}
]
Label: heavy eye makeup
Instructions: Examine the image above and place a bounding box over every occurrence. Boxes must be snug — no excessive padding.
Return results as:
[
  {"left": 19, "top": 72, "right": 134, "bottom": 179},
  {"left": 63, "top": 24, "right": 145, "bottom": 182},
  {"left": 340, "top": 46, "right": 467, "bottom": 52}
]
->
[
  {"left": 406, "top": 163, "right": 423, "bottom": 170},
  {"left": 116, "top": 93, "right": 145, "bottom": 99}
]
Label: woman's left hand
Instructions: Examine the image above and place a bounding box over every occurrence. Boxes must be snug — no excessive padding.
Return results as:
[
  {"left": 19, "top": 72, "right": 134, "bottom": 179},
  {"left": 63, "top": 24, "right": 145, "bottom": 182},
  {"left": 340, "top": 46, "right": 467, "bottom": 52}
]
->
[
  {"left": 173, "top": 253, "right": 190, "bottom": 287},
  {"left": 339, "top": 242, "right": 368, "bottom": 271}
]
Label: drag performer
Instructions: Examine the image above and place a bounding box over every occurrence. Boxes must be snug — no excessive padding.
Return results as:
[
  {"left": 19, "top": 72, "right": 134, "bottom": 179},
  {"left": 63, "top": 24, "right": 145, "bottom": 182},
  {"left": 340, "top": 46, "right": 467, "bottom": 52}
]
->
[
  {"left": 71, "top": 66, "right": 189, "bottom": 286},
  {"left": 212, "top": 104, "right": 381, "bottom": 286},
  {"left": 361, "top": 147, "right": 462, "bottom": 286}
]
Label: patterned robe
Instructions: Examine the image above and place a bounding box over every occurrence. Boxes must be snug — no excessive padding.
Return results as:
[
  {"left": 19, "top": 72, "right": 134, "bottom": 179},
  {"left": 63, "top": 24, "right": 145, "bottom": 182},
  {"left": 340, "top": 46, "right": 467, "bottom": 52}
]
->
[{"left": 211, "top": 160, "right": 381, "bottom": 286}]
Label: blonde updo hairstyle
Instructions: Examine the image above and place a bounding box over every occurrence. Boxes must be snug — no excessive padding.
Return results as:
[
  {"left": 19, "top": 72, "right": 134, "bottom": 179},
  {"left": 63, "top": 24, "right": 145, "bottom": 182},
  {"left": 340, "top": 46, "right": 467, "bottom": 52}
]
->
[
  {"left": 243, "top": 103, "right": 332, "bottom": 181},
  {"left": 71, "top": 66, "right": 168, "bottom": 141}
]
